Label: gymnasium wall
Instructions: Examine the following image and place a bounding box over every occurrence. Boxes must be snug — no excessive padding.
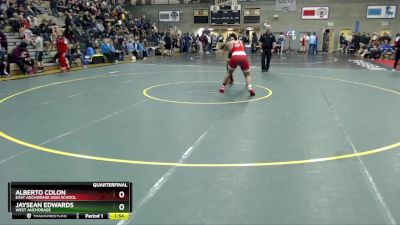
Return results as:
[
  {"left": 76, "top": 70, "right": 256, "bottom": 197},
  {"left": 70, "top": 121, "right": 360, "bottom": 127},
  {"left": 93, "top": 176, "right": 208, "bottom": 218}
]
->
[{"left": 127, "top": 0, "right": 400, "bottom": 49}]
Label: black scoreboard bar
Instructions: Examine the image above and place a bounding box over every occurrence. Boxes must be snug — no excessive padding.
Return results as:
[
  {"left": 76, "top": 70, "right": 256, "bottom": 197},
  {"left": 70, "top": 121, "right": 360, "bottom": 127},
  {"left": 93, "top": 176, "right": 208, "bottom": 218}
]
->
[
  {"left": 210, "top": 10, "right": 240, "bottom": 25},
  {"left": 9, "top": 182, "right": 132, "bottom": 220}
]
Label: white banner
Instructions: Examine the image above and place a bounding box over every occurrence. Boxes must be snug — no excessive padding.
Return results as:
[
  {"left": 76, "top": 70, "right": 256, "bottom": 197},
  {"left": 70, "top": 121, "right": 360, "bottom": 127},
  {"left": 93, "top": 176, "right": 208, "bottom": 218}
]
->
[
  {"left": 159, "top": 11, "right": 180, "bottom": 22},
  {"left": 302, "top": 6, "right": 329, "bottom": 20},
  {"left": 275, "top": 0, "right": 296, "bottom": 12},
  {"left": 366, "top": 5, "right": 397, "bottom": 19}
]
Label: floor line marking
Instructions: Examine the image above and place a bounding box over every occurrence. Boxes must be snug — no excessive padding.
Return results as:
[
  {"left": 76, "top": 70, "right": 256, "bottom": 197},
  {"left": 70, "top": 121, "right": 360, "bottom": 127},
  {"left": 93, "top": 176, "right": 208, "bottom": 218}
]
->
[
  {"left": 67, "top": 91, "right": 86, "bottom": 98},
  {"left": 37, "top": 100, "right": 54, "bottom": 106},
  {"left": 0, "top": 99, "right": 148, "bottom": 165},
  {"left": 110, "top": 71, "right": 120, "bottom": 74},
  {"left": 118, "top": 129, "right": 211, "bottom": 225},
  {"left": 121, "top": 80, "right": 133, "bottom": 84},
  {"left": 0, "top": 149, "right": 31, "bottom": 164},
  {"left": 2, "top": 71, "right": 400, "bottom": 167},
  {"left": 118, "top": 73, "right": 251, "bottom": 225},
  {"left": 188, "top": 90, "right": 218, "bottom": 94},
  {"left": 318, "top": 80, "right": 396, "bottom": 225},
  {"left": 190, "top": 55, "right": 338, "bottom": 65}
]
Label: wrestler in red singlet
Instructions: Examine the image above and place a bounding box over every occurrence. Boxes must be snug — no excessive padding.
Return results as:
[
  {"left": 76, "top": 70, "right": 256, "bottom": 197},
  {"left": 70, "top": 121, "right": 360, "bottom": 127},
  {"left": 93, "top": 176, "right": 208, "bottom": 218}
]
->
[
  {"left": 228, "top": 40, "right": 251, "bottom": 72},
  {"left": 219, "top": 33, "right": 255, "bottom": 96}
]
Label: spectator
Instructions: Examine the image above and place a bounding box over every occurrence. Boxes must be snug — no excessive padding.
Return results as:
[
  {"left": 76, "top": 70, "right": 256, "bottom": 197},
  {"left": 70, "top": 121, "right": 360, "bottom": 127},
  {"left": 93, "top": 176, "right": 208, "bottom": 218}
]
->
[
  {"left": 299, "top": 33, "right": 307, "bottom": 53},
  {"left": 68, "top": 43, "right": 85, "bottom": 67},
  {"left": 380, "top": 32, "right": 391, "bottom": 43},
  {"left": 359, "top": 32, "right": 369, "bottom": 55},
  {"left": 6, "top": 3, "right": 16, "bottom": 18},
  {"left": 275, "top": 33, "right": 285, "bottom": 55},
  {"left": 11, "top": 42, "right": 34, "bottom": 75},
  {"left": 339, "top": 33, "right": 348, "bottom": 54},
  {"left": 164, "top": 32, "right": 173, "bottom": 57},
  {"left": 56, "top": 33, "right": 70, "bottom": 72},
  {"left": 370, "top": 41, "right": 382, "bottom": 59},
  {"left": 352, "top": 32, "right": 360, "bottom": 53},
  {"left": 0, "top": 30, "right": 7, "bottom": 53},
  {"left": 182, "top": 33, "right": 192, "bottom": 54},
  {"left": 0, "top": 14, "right": 6, "bottom": 30},
  {"left": 83, "top": 45, "right": 95, "bottom": 67},
  {"left": 361, "top": 40, "right": 381, "bottom": 59},
  {"left": 309, "top": 32, "right": 317, "bottom": 55},
  {"left": 31, "top": 33, "right": 44, "bottom": 72},
  {"left": 137, "top": 39, "right": 149, "bottom": 60},
  {"left": 195, "top": 34, "right": 201, "bottom": 53},
  {"left": 64, "top": 11, "right": 73, "bottom": 34},
  {"left": 50, "top": 0, "right": 59, "bottom": 18},
  {"left": 206, "top": 33, "right": 211, "bottom": 53},
  {"left": 371, "top": 32, "right": 379, "bottom": 41},
  {"left": 380, "top": 39, "right": 394, "bottom": 59},
  {"left": 100, "top": 40, "right": 115, "bottom": 63},
  {"left": 0, "top": 47, "right": 9, "bottom": 77},
  {"left": 114, "top": 38, "right": 125, "bottom": 62},
  {"left": 251, "top": 32, "right": 258, "bottom": 53}
]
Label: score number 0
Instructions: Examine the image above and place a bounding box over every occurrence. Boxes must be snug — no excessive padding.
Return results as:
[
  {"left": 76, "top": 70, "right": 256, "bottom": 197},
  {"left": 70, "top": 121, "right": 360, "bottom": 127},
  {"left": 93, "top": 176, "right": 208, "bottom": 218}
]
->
[{"left": 119, "top": 191, "right": 125, "bottom": 211}]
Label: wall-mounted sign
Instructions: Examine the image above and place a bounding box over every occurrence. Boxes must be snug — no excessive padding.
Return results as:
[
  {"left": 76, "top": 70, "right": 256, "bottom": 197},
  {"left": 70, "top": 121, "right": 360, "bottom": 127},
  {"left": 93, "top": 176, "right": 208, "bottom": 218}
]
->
[
  {"left": 244, "top": 8, "right": 260, "bottom": 23},
  {"left": 194, "top": 9, "right": 208, "bottom": 16},
  {"left": 275, "top": 0, "right": 296, "bottom": 12},
  {"left": 301, "top": 6, "right": 329, "bottom": 20},
  {"left": 159, "top": 11, "right": 180, "bottom": 22},
  {"left": 366, "top": 5, "right": 397, "bottom": 19},
  {"left": 244, "top": 8, "right": 260, "bottom": 16},
  {"left": 194, "top": 9, "right": 209, "bottom": 24}
]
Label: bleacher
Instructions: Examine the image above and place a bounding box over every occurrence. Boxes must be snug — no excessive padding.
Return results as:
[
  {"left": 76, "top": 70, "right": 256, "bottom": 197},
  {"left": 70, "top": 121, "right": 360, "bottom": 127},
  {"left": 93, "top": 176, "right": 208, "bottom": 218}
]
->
[
  {"left": 3, "top": 2, "right": 67, "bottom": 76},
  {"left": 1, "top": 1, "right": 155, "bottom": 78}
]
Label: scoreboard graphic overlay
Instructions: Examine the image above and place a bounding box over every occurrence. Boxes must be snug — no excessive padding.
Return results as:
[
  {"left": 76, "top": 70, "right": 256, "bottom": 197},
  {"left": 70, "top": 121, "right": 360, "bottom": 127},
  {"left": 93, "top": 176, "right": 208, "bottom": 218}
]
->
[{"left": 8, "top": 182, "right": 132, "bottom": 220}]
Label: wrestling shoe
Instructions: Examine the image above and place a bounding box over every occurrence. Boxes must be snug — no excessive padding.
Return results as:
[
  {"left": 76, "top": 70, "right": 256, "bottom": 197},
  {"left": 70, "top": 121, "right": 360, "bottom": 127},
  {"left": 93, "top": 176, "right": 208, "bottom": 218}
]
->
[
  {"left": 249, "top": 89, "right": 256, "bottom": 96},
  {"left": 219, "top": 86, "right": 225, "bottom": 93}
]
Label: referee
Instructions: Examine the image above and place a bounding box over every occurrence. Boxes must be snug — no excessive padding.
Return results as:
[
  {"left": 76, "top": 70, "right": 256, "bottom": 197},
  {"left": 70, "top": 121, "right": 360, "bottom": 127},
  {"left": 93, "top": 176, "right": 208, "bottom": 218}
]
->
[
  {"left": 259, "top": 27, "right": 276, "bottom": 72},
  {"left": 394, "top": 33, "right": 400, "bottom": 71}
]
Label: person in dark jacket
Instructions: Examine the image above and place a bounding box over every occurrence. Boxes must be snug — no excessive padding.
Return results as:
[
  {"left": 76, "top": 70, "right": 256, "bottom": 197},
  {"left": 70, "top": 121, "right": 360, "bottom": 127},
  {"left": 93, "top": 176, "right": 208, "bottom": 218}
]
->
[
  {"left": 259, "top": 26, "right": 275, "bottom": 72},
  {"left": 0, "top": 48, "right": 9, "bottom": 77},
  {"left": 6, "top": 3, "right": 16, "bottom": 18},
  {"left": 50, "top": 0, "right": 59, "bottom": 17},
  {"left": 164, "top": 32, "right": 173, "bottom": 57},
  {"left": 0, "top": 31, "right": 7, "bottom": 53},
  {"left": 394, "top": 33, "right": 400, "bottom": 71},
  {"left": 352, "top": 32, "right": 361, "bottom": 53},
  {"left": 251, "top": 32, "right": 258, "bottom": 53},
  {"left": 12, "top": 42, "right": 34, "bottom": 75}
]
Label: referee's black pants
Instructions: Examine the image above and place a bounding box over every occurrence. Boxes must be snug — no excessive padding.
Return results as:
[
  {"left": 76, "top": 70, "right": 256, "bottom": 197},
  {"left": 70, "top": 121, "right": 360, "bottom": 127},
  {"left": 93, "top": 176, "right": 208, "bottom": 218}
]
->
[
  {"left": 395, "top": 51, "right": 400, "bottom": 69},
  {"left": 261, "top": 49, "right": 272, "bottom": 71}
]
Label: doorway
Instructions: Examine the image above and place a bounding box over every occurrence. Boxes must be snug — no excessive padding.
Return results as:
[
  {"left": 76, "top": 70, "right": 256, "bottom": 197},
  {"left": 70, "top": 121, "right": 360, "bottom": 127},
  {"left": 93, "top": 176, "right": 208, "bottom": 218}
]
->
[
  {"left": 339, "top": 28, "right": 352, "bottom": 41},
  {"left": 379, "top": 28, "right": 392, "bottom": 36}
]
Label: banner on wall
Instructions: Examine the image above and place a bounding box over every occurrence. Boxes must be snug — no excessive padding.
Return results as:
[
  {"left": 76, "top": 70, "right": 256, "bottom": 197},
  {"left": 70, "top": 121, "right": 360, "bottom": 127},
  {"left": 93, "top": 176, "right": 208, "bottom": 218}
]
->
[
  {"left": 301, "top": 6, "right": 329, "bottom": 20},
  {"left": 244, "top": 8, "right": 260, "bottom": 16},
  {"left": 366, "top": 5, "right": 397, "bottom": 19},
  {"left": 159, "top": 11, "right": 180, "bottom": 22},
  {"left": 275, "top": 0, "right": 296, "bottom": 12},
  {"left": 194, "top": 9, "right": 209, "bottom": 24},
  {"left": 244, "top": 8, "right": 260, "bottom": 23},
  {"left": 194, "top": 9, "right": 209, "bottom": 16}
]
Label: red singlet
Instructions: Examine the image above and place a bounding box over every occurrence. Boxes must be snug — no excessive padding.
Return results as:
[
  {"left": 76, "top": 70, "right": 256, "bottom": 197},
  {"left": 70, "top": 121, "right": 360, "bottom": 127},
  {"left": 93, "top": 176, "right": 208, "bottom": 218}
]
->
[{"left": 228, "top": 40, "right": 250, "bottom": 71}]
